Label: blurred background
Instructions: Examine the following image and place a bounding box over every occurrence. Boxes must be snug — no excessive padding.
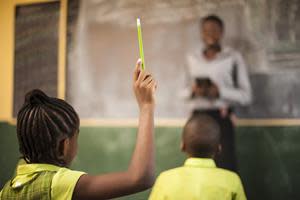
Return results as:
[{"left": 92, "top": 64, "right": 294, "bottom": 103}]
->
[{"left": 0, "top": 0, "right": 300, "bottom": 199}]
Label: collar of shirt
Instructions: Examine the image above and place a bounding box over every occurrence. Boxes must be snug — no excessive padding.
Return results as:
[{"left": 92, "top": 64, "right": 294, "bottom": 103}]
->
[
  {"left": 199, "top": 45, "right": 232, "bottom": 59},
  {"left": 11, "top": 160, "right": 61, "bottom": 188},
  {"left": 184, "top": 157, "right": 216, "bottom": 168},
  {"left": 17, "top": 162, "right": 60, "bottom": 175}
]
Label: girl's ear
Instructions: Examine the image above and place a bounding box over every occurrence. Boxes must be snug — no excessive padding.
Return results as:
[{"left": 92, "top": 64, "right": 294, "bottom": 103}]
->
[
  {"left": 57, "top": 137, "right": 73, "bottom": 166},
  {"left": 57, "top": 137, "right": 70, "bottom": 158},
  {"left": 180, "top": 141, "right": 185, "bottom": 152},
  {"left": 60, "top": 134, "right": 78, "bottom": 166},
  {"left": 63, "top": 138, "right": 71, "bottom": 157}
]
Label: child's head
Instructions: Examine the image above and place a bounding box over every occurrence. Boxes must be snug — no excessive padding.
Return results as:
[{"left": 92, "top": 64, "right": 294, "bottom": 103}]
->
[
  {"left": 181, "top": 114, "right": 221, "bottom": 158},
  {"left": 17, "top": 89, "right": 80, "bottom": 167}
]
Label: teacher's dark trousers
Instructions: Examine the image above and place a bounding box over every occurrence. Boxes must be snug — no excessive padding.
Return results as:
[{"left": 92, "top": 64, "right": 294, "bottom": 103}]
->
[{"left": 192, "top": 109, "right": 237, "bottom": 172}]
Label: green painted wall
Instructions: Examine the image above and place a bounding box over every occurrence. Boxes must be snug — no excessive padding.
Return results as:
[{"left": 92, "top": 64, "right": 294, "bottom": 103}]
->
[{"left": 0, "top": 122, "right": 299, "bottom": 200}]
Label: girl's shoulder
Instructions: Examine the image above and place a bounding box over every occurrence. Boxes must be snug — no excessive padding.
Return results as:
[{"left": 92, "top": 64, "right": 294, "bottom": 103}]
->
[{"left": 51, "top": 168, "right": 86, "bottom": 200}]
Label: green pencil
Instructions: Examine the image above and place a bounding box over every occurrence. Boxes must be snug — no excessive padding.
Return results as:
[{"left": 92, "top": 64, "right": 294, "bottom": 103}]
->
[{"left": 137, "top": 18, "right": 145, "bottom": 70}]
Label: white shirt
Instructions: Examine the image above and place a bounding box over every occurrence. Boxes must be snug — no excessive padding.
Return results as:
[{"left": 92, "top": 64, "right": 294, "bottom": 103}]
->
[{"left": 181, "top": 46, "right": 252, "bottom": 110}]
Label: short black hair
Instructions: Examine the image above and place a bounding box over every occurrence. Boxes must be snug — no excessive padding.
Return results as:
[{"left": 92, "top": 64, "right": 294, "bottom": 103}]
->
[
  {"left": 201, "top": 14, "right": 224, "bottom": 31},
  {"left": 17, "top": 89, "right": 80, "bottom": 166},
  {"left": 182, "top": 114, "right": 220, "bottom": 158}
]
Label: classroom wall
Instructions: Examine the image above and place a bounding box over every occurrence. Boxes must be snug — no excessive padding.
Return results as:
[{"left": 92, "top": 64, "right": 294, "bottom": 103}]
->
[
  {"left": 1, "top": 1, "right": 300, "bottom": 199},
  {"left": 1, "top": 122, "right": 299, "bottom": 200},
  {"left": 3, "top": 0, "right": 300, "bottom": 119},
  {"left": 66, "top": 0, "right": 300, "bottom": 119}
]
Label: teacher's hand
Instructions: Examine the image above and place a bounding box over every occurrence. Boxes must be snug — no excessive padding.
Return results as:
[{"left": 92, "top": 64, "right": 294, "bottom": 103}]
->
[
  {"left": 206, "top": 82, "right": 219, "bottom": 99},
  {"left": 192, "top": 83, "right": 205, "bottom": 97}
]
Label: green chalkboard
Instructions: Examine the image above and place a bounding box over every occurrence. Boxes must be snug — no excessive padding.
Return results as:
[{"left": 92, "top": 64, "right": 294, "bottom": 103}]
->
[{"left": 0, "top": 123, "right": 300, "bottom": 200}]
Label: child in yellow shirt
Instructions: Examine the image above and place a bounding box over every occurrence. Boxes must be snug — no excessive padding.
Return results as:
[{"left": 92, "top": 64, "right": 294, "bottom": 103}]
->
[
  {"left": 149, "top": 114, "right": 247, "bottom": 200},
  {"left": 1, "top": 59, "right": 157, "bottom": 200}
]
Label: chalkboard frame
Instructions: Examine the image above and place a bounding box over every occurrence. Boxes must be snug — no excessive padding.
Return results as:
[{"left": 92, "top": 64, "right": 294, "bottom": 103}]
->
[{"left": 0, "top": 0, "right": 67, "bottom": 121}]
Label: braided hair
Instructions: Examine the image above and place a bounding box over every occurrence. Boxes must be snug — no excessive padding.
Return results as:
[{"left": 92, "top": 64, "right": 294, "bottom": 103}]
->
[{"left": 17, "top": 89, "right": 80, "bottom": 166}]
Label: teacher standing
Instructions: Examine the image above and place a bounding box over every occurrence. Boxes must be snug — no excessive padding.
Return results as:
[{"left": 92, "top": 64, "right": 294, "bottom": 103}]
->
[{"left": 182, "top": 15, "right": 252, "bottom": 172}]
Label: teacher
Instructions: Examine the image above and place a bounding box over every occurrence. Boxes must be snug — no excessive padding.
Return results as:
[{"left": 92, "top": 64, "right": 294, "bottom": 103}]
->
[{"left": 182, "top": 15, "right": 252, "bottom": 172}]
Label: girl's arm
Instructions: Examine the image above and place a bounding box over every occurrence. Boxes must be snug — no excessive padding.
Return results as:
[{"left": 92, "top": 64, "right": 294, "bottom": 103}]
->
[{"left": 72, "top": 60, "right": 156, "bottom": 200}]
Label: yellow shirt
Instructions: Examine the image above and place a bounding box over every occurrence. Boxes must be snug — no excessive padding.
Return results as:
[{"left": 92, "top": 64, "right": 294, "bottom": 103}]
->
[
  {"left": 149, "top": 158, "right": 246, "bottom": 200},
  {"left": 0, "top": 161, "right": 85, "bottom": 200}
]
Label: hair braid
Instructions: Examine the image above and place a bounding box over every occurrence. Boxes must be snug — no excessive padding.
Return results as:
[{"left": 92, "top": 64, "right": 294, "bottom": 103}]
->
[
  {"left": 16, "top": 89, "right": 80, "bottom": 166},
  {"left": 19, "top": 107, "right": 34, "bottom": 161}
]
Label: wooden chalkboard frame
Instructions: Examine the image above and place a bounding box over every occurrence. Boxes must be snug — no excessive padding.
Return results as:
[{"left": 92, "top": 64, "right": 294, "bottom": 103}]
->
[{"left": 0, "top": 0, "right": 67, "bottom": 121}]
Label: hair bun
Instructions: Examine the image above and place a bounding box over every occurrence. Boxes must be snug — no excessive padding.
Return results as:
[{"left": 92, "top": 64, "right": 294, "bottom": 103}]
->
[{"left": 25, "top": 89, "right": 48, "bottom": 105}]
